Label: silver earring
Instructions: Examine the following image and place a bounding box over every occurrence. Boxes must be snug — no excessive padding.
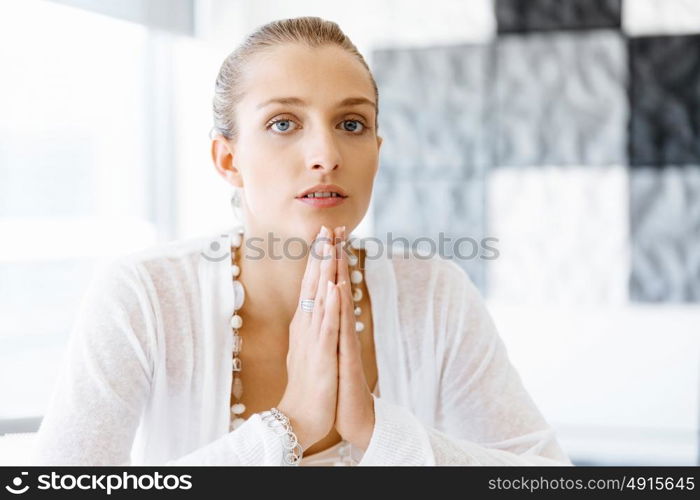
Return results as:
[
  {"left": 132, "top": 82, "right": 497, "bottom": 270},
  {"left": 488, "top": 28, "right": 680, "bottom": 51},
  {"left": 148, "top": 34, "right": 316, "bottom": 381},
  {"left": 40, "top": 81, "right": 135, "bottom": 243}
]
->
[
  {"left": 230, "top": 189, "right": 241, "bottom": 209},
  {"left": 230, "top": 189, "right": 244, "bottom": 222}
]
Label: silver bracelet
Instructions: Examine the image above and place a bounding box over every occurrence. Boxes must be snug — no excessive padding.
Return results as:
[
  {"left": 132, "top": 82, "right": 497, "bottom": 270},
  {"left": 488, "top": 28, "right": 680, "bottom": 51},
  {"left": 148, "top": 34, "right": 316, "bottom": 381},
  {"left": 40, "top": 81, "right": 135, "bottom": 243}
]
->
[{"left": 260, "top": 407, "right": 304, "bottom": 465}]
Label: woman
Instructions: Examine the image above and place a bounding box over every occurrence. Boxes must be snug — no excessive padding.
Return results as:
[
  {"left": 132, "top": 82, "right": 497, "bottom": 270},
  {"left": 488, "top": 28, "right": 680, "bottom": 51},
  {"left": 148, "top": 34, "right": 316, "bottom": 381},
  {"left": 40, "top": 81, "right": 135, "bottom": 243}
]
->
[{"left": 31, "top": 16, "right": 572, "bottom": 466}]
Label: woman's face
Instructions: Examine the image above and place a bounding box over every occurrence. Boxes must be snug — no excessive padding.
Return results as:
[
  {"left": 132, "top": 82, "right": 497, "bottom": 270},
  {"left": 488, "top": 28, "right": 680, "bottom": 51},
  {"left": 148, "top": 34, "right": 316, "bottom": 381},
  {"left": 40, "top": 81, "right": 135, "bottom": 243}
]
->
[{"left": 213, "top": 43, "right": 382, "bottom": 243}]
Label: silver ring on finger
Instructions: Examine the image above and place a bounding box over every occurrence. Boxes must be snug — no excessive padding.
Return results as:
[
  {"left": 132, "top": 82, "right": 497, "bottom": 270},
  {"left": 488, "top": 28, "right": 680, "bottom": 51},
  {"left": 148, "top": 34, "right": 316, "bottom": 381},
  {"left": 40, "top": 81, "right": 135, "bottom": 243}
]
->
[{"left": 300, "top": 298, "right": 315, "bottom": 313}]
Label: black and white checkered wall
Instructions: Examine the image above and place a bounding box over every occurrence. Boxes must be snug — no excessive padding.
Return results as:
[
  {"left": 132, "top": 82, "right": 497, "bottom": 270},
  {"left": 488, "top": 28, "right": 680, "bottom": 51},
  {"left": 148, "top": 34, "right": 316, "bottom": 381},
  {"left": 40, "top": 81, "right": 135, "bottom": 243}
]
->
[{"left": 371, "top": 0, "right": 700, "bottom": 304}]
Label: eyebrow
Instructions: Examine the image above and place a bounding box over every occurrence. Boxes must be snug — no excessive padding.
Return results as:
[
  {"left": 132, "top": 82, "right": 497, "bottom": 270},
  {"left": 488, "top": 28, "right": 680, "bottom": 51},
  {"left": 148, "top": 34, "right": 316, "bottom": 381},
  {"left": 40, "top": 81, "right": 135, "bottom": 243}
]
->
[{"left": 256, "top": 96, "right": 376, "bottom": 110}]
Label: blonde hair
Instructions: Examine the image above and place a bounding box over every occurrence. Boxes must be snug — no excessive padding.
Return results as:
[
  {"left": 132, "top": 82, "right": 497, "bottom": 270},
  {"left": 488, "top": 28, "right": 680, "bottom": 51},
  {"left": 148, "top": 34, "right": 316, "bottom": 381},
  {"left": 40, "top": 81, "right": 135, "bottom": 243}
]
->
[{"left": 212, "top": 16, "right": 379, "bottom": 141}]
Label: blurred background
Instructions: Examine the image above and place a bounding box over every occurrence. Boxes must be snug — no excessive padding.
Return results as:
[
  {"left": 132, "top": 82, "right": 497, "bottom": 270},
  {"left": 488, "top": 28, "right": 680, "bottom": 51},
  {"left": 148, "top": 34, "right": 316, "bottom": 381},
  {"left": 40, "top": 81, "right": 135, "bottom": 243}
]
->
[{"left": 1, "top": 0, "right": 698, "bottom": 465}]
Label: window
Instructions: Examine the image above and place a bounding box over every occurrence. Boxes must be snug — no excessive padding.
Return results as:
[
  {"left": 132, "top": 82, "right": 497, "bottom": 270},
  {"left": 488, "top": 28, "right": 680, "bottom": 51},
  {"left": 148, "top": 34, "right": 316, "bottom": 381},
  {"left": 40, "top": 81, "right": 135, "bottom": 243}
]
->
[{"left": 0, "top": 0, "right": 183, "bottom": 429}]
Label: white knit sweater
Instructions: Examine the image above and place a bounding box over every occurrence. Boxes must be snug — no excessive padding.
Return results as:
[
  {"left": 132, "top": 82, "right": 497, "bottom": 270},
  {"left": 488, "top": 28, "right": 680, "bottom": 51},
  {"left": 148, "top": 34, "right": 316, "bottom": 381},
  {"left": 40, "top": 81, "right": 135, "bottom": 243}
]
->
[{"left": 30, "top": 229, "right": 573, "bottom": 466}]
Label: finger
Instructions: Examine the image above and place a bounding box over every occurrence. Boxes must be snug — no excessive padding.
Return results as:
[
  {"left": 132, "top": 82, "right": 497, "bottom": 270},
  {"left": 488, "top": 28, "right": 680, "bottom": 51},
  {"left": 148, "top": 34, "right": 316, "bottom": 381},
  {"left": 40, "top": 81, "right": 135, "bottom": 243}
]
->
[
  {"left": 310, "top": 242, "right": 333, "bottom": 333},
  {"left": 333, "top": 225, "right": 344, "bottom": 246},
  {"left": 337, "top": 278, "right": 360, "bottom": 365},
  {"left": 298, "top": 227, "right": 326, "bottom": 312},
  {"left": 334, "top": 226, "right": 345, "bottom": 283},
  {"left": 324, "top": 234, "right": 337, "bottom": 290},
  {"left": 316, "top": 225, "right": 333, "bottom": 255},
  {"left": 334, "top": 228, "right": 354, "bottom": 334},
  {"left": 337, "top": 240, "right": 351, "bottom": 292},
  {"left": 320, "top": 281, "right": 340, "bottom": 345}
]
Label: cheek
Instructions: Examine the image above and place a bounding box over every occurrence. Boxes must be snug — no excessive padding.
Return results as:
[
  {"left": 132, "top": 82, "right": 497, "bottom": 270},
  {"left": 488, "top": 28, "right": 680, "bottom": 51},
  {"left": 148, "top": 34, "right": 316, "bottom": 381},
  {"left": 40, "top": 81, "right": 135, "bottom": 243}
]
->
[
  {"left": 245, "top": 165, "right": 295, "bottom": 209},
  {"left": 247, "top": 177, "right": 289, "bottom": 204},
  {"left": 238, "top": 142, "right": 286, "bottom": 183},
  {"left": 354, "top": 155, "right": 379, "bottom": 185}
]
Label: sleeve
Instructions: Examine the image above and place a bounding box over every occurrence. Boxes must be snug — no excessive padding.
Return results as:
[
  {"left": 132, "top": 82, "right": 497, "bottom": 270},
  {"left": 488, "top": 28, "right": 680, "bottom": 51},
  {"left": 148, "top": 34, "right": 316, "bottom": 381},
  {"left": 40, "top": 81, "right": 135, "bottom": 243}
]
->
[
  {"left": 354, "top": 260, "right": 573, "bottom": 466},
  {"left": 162, "top": 413, "right": 292, "bottom": 466},
  {"left": 29, "top": 258, "right": 289, "bottom": 466}
]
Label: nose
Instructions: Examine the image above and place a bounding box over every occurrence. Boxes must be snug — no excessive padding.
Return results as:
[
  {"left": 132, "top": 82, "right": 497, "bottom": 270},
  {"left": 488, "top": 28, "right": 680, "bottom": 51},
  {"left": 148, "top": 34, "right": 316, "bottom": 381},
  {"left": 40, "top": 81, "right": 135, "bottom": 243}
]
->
[{"left": 305, "top": 126, "right": 341, "bottom": 172}]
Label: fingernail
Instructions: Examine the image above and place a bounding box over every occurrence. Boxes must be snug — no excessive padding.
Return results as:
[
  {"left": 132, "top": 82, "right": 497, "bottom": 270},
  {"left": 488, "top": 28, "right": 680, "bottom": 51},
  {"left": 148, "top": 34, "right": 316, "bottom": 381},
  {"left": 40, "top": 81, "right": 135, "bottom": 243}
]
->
[{"left": 320, "top": 225, "right": 330, "bottom": 238}]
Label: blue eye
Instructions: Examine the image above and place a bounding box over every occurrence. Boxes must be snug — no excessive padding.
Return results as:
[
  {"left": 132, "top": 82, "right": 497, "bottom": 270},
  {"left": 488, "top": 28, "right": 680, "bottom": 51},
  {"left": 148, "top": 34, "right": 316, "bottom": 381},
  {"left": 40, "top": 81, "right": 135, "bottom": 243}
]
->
[
  {"left": 269, "top": 119, "right": 297, "bottom": 133},
  {"left": 341, "top": 120, "right": 365, "bottom": 133}
]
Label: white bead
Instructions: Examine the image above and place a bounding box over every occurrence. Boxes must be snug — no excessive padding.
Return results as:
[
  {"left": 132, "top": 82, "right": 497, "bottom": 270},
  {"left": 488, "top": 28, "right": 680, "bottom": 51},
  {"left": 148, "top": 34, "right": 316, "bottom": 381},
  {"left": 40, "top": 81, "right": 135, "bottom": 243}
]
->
[
  {"left": 231, "top": 232, "right": 242, "bottom": 248},
  {"left": 350, "top": 269, "right": 363, "bottom": 284},
  {"left": 232, "top": 334, "right": 243, "bottom": 354},
  {"left": 355, "top": 321, "right": 364, "bottom": 333},
  {"left": 232, "top": 357, "right": 241, "bottom": 372},
  {"left": 352, "top": 288, "right": 363, "bottom": 301},
  {"left": 231, "top": 403, "right": 246, "bottom": 414},
  {"left": 233, "top": 280, "right": 245, "bottom": 309},
  {"left": 231, "top": 264, "right": 240, "bottom": 278},
  {"left": 230, "top": 314, "right": 243, "bottom": 329},
  {"left": 231, "top": 417, "right": 246, "bottom": 430},
  {"left": 354, "top": 306, "right": 361, "bottom": 316},
  {"left": 232, "top": 377, "right": 243, "bottom": 399},
  {"left": 348, "top": 253, "right": 358, "bottom": 266}
]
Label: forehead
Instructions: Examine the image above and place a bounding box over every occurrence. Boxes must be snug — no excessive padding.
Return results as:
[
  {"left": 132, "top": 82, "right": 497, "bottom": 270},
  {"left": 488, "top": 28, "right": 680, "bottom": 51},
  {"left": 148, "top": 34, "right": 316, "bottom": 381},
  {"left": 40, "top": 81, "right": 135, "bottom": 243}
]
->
[{"left": 239, "top": 43, "right": 375, "bottom": 112}]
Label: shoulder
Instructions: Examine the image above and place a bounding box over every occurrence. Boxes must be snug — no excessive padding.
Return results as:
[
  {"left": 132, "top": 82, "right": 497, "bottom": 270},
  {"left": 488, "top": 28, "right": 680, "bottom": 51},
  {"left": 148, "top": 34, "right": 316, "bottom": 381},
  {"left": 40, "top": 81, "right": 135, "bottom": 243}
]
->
[
  {"left": 384, "top": 244, "right": 480, "bottom": 304},
  {"left": 87, "top": 231, "right": 226, "bottom": 311},
  {"left": 381, "top": 246, "right": 501, "bottom": 362},
  {"left": 74, "top": 232, "right": 229, "bottom": 360},
  {"left": 118, "top": 233, "right": 214, "bottom": 281},
  {"left": 366, "top": 243, "right": 485, "bottom": 338}
]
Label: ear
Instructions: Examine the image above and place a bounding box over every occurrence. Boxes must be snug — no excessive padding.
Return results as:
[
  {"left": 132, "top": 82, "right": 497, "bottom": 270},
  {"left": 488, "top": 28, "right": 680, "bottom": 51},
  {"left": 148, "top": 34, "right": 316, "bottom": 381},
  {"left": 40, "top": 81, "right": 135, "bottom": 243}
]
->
[
  {"left": 374, "top": 134, "right": 383, "bottom": 175},
  {"left": 211, "top": 135, "right": 243, "bottom": 188}
]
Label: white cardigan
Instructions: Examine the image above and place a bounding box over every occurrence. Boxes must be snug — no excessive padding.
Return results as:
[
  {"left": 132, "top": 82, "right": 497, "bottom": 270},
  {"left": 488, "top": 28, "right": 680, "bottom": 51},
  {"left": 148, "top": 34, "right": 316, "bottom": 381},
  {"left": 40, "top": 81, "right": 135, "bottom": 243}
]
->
[{"left": 30, "top": 229, "right": 573, "bottom": 466}]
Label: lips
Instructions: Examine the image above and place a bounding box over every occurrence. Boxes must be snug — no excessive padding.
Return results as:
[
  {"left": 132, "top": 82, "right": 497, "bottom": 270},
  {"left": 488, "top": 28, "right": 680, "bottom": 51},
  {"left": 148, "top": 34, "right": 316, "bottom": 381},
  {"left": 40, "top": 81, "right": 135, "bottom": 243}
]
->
[
  {"left": 296, "top": 196, "right": 346, "bottom": 208},
  {"left": 299, "top": 192, "right": 344, "bottom": 199},
  {"left": 295, "top": 184, "right": 348, "bottom": 199}
]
